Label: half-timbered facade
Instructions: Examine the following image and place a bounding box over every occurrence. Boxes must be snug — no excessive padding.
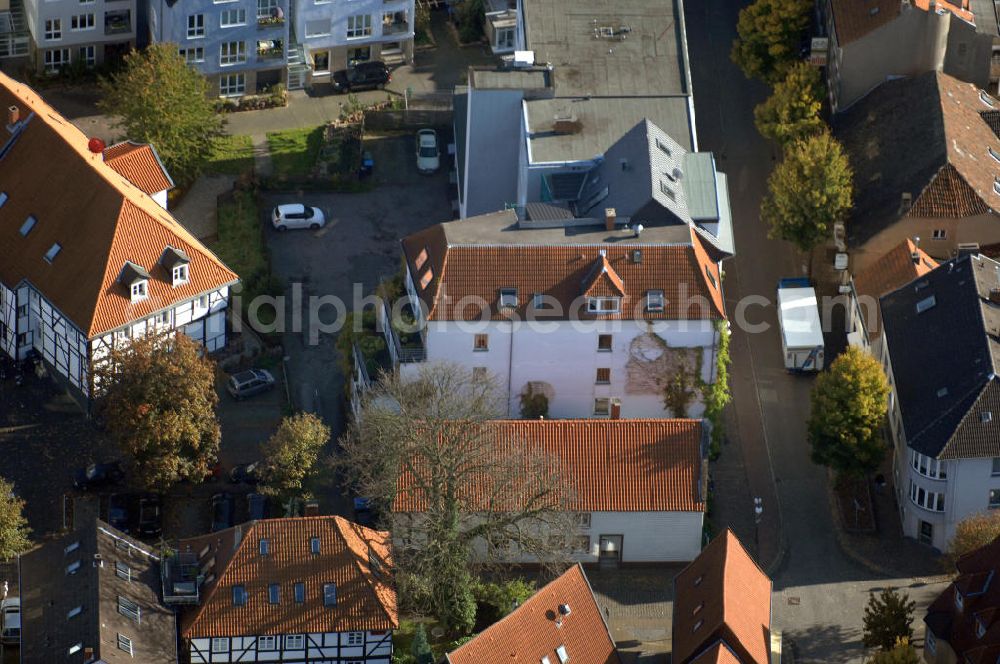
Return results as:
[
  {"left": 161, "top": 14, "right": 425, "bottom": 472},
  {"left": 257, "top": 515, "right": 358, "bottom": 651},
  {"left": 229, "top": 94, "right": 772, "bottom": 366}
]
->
[
  {"left": 0, "top": 71, "right": 238, "bottom": 405},
  {"left": 172, "top": 517, "right": 398, "bottom": 664}
]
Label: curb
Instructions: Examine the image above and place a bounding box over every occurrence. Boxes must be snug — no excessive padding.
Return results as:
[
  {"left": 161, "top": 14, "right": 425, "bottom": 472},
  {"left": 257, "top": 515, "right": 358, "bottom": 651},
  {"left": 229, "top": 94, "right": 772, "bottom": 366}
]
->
[{"left": 764, "top": 531, "right": 789, "bottom": 578}]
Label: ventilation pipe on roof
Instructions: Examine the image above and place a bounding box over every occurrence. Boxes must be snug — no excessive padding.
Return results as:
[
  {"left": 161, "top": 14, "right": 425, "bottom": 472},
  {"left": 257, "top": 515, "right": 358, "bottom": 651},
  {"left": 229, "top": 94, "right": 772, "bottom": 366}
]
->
[
  {"left": 7, "top": 105, "right": 18, "bottom": 127},
  {"left": 84, "top": 647, "right": 95, "bottom": 664}
]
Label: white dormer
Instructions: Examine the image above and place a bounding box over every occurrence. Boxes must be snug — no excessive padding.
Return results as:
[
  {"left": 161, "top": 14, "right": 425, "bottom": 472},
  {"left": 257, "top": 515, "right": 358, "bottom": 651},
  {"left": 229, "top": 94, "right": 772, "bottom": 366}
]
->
[
  {"left": 159, "top": 246, "right": 191, "bottom": 288},
  {"left": 118, "top": 261, "right": 151, "bottom": 303}
]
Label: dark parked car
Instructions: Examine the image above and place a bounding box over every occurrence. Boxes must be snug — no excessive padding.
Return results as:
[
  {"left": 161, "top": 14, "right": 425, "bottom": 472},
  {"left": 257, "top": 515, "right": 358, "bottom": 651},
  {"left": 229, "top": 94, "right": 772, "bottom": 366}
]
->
[
  {"left": 226, "top": 369, "right": 276, "bottom": 400},
  {"left": 248, "top": 493, "right": 268, "bottom": 521},
  {"left": 74, "top": 462, "right": 124, "bottom": 491},
  {"left": 107, "top": 494, "right": 130, "bottom": 533},
  {"left": 229, "top": 462, "right": 260, "bottom": 485},
  {"left": 137, "top": 494, "right": 163, "bottom": 539},
  {"left": 211, "top": 493, "right": 234, "bottom": 532},
  {"left": 332, "top": 61, "right": 390, "bottom": 93}
]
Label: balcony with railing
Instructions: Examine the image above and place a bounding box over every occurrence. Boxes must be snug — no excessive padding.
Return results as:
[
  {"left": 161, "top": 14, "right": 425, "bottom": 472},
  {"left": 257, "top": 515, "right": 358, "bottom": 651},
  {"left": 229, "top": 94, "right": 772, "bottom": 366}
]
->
[
  {"left": 382, "top": 11, "right": 410, "bottom": 36},
  {"left": 257, "top": 39, "right": 284, "bottom": 61},
  {"left": 0, "top": 0, "right": 30, "bottom": 59},
  {"left": 380, "top": 299, "right": 426, "bottom": 365},
  {"left": 257, "top": 1, "right": 286, "bottom": 29}
]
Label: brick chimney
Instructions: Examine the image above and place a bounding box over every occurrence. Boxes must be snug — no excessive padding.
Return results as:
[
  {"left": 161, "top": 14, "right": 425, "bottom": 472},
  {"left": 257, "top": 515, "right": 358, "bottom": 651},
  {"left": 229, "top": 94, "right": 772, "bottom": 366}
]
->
[
  {"left": 604, "top": 207, "right": 616, "bottom": 231},
  {"left": 610, "top": 400, "right": 621, "bottom": 420},
  {"left": 84, "top": 647, "right": 95, "bottom": 663},
  {"left": 304, "top": 500, "right": 320, "bottom": 517},
  {"left": 7, "top": 105, "right": 18, "bottom": 126}
]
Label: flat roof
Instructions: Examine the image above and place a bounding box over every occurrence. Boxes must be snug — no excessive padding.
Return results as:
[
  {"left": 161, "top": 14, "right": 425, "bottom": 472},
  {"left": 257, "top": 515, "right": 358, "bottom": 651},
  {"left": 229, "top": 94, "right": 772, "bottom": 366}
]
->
[
  {"left": 526, "top": 96, "right": 693, "bottom": 163},
  {"left": 469, "top": 66, "right": 553, "bottom": 90},
  {"left": 435, "top": 209, "right": 694, "bottom": 246},
  {"left": 777, "top": 287, "right": 824, "bottom": 349},
  {"left": 522, "top": 0, "right": 689, "bottom": 97}
]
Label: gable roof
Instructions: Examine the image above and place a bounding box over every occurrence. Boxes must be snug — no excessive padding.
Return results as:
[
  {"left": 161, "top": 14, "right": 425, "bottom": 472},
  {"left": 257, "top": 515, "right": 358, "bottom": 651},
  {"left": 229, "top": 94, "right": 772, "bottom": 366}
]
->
[
  {"left": 400, "top": 211, "right": 724, "bottom": 322},
  {"left": 854, "top": 239, "right": 939, "bottom": 339},
  {"left": 830, "top": 0, "right": 977, "bottom": 46},
  {"left": 446, "top": 564, "right": 620, "bottom": 664},
  {"left": 19, "top": 519, "right": 177, "bottom": 664},
  {"left": 103, "top": 141, "right": 174, "bottom": 196},
  {"left": 835, "top": 72, "right": 1000, "bottom": 247},
  {"left": 880, "top": 254, "right": 1000, "bottom": 459},
  {"left": 925, "top": 536, "right": 1000, "bottom": 659},
  {"left": 0, "top": 71, "right": 238, "bottom": 338},
  {"left": 393, "top": 419, "right": 706, "bottom": 514},
  {"left": 179, "top": 517, "right": 398, "bottom": 639},
  {"left": 673, "top": 529, "right": 772, "bottom": 664}
]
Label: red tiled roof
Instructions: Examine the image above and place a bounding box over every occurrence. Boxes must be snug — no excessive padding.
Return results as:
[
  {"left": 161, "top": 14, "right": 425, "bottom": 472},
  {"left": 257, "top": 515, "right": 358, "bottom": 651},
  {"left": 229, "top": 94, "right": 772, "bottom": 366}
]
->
[
  {"left": 393, "top": 419, "right": 706, "bottom": 514},
  {"left": 690, "top": 643, "right": 743, "bottom": 664},
  {"left": 0, "top": 71, "right": 238, "bottom": 339},
  {"left": 582, "top": 255, "right": 626, "bottom": 297},
  {"left": 446, "top": 564, "right": 620, "bottom": 664},
  {"left": 831, "top": 0, "right": 974, "bottom": 45},
  {"left": 103, "top": 141, "right": 174, "bottom": 196},
  {"left": 673, "top": 529, "right": 772, "bottom": 664},
  {"left": 925, "top": 537, "right": 1000, "bottom": 659},
  {"left": 401, "top": 225, "right": 725, "bottom": 321},
  {"left": 854, "top": 239, "right": 938, "bottom": 338},
  {"left": 179, "top": 517, "right": 398, "bottom": 639}
]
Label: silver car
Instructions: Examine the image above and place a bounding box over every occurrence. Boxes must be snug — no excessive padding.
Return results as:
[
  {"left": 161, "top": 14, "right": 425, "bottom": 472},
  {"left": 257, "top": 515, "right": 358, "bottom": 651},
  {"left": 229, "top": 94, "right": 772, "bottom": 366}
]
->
[
  {"left": 271, "top": 204, "right": 326, "bottom": 231},
  {"left": 416, "top": 129, "right": 440, "bottom": 174},
  {"left": 226, "top": 369, "right": 276, "bottom": 400}
]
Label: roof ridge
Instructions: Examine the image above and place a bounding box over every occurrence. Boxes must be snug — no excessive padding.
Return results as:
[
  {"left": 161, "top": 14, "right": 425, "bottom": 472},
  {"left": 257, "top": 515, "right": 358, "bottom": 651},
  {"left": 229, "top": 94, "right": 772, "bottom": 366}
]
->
[
  {"left": 332, "top": 516, "right": 397, "bottom": 627},
  {"left": 909, "top": 380, "right": 990, "bottom": 455}
]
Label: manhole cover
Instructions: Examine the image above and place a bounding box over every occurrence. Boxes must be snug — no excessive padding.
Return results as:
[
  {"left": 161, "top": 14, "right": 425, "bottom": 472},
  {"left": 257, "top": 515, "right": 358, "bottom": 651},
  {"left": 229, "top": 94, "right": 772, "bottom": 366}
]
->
[{"left": 787, "top": 596, "right": 801, "bottom": 605}]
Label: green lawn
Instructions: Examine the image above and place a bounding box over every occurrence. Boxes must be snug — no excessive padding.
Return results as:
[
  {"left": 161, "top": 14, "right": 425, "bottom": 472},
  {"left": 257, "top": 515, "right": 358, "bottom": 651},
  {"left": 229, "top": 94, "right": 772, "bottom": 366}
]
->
[
  {"left": 267, "top": 126, "right": 325, "bottom": 178},
  {"left": 206, "top": 134, "right": 255, "bottom": 176}
]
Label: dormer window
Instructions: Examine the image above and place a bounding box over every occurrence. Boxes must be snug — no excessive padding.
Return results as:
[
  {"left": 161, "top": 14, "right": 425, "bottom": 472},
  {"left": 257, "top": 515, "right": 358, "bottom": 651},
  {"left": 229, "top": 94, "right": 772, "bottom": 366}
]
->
[
  {"left": 160, "top": 246, "right": 191, "bottom": 288},
  {"left": 172, "top": 263, "right": 189, "bottom": 286},
  {"left": 587, "top": 297, "right": 620, "bottom": 314},
  {"left": 119, "top": 261, "right": 151, "bottom": 302},
  {"left": 646, "top": 290, "right": 664, "bottom": 312},
  {"left": 499, "top": 288, "right": 518, "bottom": 308},
  {"left": 131, "top": 280, "right": 147, "bottom": 301}
]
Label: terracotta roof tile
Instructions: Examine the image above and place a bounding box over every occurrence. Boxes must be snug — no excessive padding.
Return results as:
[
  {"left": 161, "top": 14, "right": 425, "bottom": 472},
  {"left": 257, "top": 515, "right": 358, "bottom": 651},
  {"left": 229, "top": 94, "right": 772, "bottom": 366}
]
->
[
  {"left": 690, "top": 642, "right": 743, "bottom": 664},
  {"left": 179, "top": 517, "right": 398, "bottom": 639},
  {"left": 446, "top": 564, "right": 620, "bottom": 664},
  {"left": 854, "top": 239, "right": 938, "bottom": 338},
  {"left": 0, "top": 71, "right": 237, "bottom": 339},
  {"left": 673, "top": 529, "right": 772, "bottom": 664},
  {"left": 831, "top": 0, "right": 974, "bottom": 45},
  {"left": 925, "top": 536, "right": 1000, "bottom": 658},
  {"left": 393, "top": 419, "right": 706, "bottom": 514},
  {"left": 401, "top": 225, "right": 724, "bottom": 322},
  {"left": 582, "top": 255, "right": 627, "bottom": 298},
  {"left": 103, "top": 141, "right": 174, "bottom": 196}
]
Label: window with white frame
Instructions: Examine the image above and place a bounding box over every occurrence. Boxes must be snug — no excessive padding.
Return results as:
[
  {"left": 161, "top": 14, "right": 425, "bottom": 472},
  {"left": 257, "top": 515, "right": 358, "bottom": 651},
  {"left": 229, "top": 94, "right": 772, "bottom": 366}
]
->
[
  {"left": 78, "top": 45, "right": 95, "bottom": 66},
  {"left": 932, "top": 229, "right": 947, "bottom": 240},
  {"left": 211, "top": 637, "right": 228, "bottom": 652},
  {"left": 117, "top": 633, "right": 133, "bottom": 655},
  {"left": 909, "top": 481, "right": 945, "bottom": 512},
  {"left": 130, "top": 280, "right": 148, "bottom": 302},
  {"left": 305, "top": 19, "right": 330, "bottom": 37},
  {"left": 172, "top": 264, "right": 189, "bottom": 286},
  {"left": 258, "top": 0, "right": 280, "bottom": 19},
  {"left": 117, "top": 596, "right": 140, "bottom": 623},
  {"left": 258, "top": 636, "right": 277, "bottom": 651},
  {"left": 179, "top": 47, "right": 205, "bottom": 64},
  {"left": 347, "top": 632, "right": 363, "bottom": 645},
  {"left": 44, "top": 19, "right": 62, "bottom": 40},
  {"left": 910, "top": 450, "right": 947, "bottom": 480},
  {"left": 285, "top": 635, "right": 305, "bottom": 650},
  {"left": 220, "top": 41, "right": 247, "bottom": 65},
  {"left": 115, "top": 561, "right": 131, "bottom": 581},
  {"left": 346, "top": 14, "right": 373, "bottom": 38},
  {"left": 646, "top": 290, "right": 664, "bottom": 312},
  {"left": 587, "top": 297, "right": 620, "bottom": 314},
  {"left": 44, "top": 48, "right": 70, "bottom": 72},
  {"left": 219, "top": 73, "right": 245, "bottom": 96},
  {"left": 187, "top": 14, "right": 205, "bottom": 38},
  {"left": 220, "top": 8, "right": 247, "bottom": 27},
  {"left": 71, "top": 14, "right": 95, "bottom": 30}
]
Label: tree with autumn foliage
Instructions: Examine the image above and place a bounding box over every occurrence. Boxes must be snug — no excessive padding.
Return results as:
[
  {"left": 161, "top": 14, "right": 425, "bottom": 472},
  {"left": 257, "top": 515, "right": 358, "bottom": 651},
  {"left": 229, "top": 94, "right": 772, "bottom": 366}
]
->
[
  {"left": 258, "top": 412, "right": 330, "bottom": 501},
  {"left": 754, "top": 61, "right": 825, "bottom": 147},
  {"left": 867, "top": 638, "right": 920, "bottom": 664},
  {"left": 0, "top": 478, "right": 31, "bottom": 561},
  {"left": 98, "top": 43, "right": 223, "bottom": 185},
  {"left": 93, "top": 332, "right": 220, "bottom": 490},
  {"left": 762, "top": 131, "right": 853, "bottom": 255},
  {"left": 944, "top": 511, "right": 1000, "bottom": 571},
  {"left": 731, "top": 0, "right": 813, "bottom": 84},
  {"left": 807, "top": 346, "right": 889, "bottom": 479}
]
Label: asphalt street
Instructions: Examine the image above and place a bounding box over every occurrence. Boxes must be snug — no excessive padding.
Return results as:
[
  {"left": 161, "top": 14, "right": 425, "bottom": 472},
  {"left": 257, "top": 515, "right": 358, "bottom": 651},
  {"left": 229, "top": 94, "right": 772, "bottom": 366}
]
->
[{"left": 685, "top": 2, "right": 947, "bottom": 662}]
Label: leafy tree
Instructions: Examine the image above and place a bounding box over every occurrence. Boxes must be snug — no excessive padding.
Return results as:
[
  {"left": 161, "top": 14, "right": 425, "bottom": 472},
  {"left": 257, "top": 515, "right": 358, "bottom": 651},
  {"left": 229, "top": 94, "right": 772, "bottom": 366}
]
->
[
  {"left": 410, "top": 623, "right": 434, "bottom": 664},
  {"left": 731, "top": 0, "right": 813, "bottom": 83},
  {"left": 701, "top": 321, "right": 732, "bottom": 458},
  {"left": 762, "top": 131, "right": 853, "bottom": 255},
  {"left": 94, "top": 332, "right": 220, "bottom": 490},
  {"left": 944, "top": 512, "right": 1000, "bottom": 571},
  {"left": 98, "top": 43, "right": 224, "bottom": 185},
  {"left": 863, "top": 588, "right": 915, "bottom": 651},
  {"left": 754, "top": 61, "right": 825, "bottom": 147},
  {"left": 474, "top": 578, "right": 537, "bottom": 624},
  {"left": 0, "top": 479, "right": 31, "bottom": 560},
  {"left": 867, "top": 638, "right": 920, "bottom": 664},
  {"left": 808, "top": 347, "right": 889, "bottom": 479},
  {"left": 258, "top": 413, "right": 330, "bottom": 500},
  {"left": 339, "top": 363, "right": 574, "bottom": 634}
]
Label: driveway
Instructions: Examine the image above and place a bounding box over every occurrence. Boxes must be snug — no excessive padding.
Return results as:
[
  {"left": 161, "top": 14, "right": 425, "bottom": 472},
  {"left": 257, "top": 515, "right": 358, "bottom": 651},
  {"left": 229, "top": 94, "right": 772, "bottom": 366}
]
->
[{"left": 262, "top": 131, "right": 453, "bottom": 513}]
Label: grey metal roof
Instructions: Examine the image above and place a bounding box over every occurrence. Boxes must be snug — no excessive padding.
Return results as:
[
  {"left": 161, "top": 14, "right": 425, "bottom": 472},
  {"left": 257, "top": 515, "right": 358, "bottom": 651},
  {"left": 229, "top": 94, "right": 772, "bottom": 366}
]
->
[
  {"left": 881, "top": 254, "right": 1000, "bottom": 459},
  {"left": 464, "top": 87, "right": 523, "bottom": 216},
  {"left": 525, "top": 96, "right": 693, "bottom": 164},
  {"left": 683, "top": 152, "right": 720, "bottom": 221},
  {"left": 20, "top": 520, "right": 177, "bottom": 664},
  {"left": 522, "top": 0, "right": 689, "bottom": 98}
]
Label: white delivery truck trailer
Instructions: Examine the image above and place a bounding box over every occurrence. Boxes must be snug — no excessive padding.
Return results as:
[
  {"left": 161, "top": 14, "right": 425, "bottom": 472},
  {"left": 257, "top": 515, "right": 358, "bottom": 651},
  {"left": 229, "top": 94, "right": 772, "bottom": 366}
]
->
[{"left": 776, "top": 278, "right": 825, "bottom": 372}]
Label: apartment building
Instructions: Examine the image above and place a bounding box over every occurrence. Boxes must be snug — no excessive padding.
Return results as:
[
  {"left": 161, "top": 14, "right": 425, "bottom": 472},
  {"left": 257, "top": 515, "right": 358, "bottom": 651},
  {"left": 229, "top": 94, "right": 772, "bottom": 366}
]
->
[
  {"left": 20, "top": 0, "right": 135, "bottom": 74},
  {"left": 0, "top": 71, "right": 238, "bottom": 406},
  {"left": 879, "top": 253, "right": 1000, "bottom": 551}
]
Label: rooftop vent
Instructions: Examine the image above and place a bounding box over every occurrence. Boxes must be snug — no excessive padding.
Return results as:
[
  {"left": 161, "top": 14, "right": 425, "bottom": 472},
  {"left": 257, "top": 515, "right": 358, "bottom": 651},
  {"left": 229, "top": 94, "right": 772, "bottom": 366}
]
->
[
  {"left": 7, "top": 105, "right": 18, "bottom": 127},
  {"left": 558, "top": 603, "right": 571, "bottom": 616},
  {"left": 982, "top": 411, "right": 993, "bottom": 423}
]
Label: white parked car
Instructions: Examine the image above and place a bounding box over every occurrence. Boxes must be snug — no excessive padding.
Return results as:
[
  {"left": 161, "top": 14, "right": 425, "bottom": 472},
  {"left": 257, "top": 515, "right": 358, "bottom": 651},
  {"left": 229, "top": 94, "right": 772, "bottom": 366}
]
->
[
  {"left": 416, "top": 129, "right": 440, "bottom": 174},
  {"left": 1, "top": 597, "right": 19, "bottom": 645},
  {"left": 271, "top": 204, "right": 326, "bottom": 231}
]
